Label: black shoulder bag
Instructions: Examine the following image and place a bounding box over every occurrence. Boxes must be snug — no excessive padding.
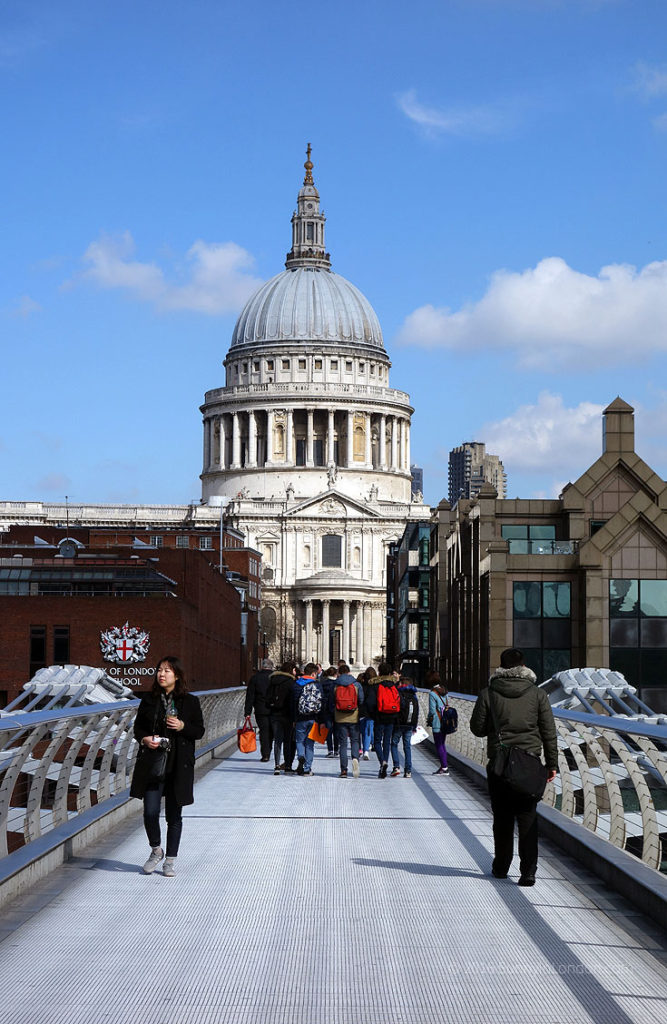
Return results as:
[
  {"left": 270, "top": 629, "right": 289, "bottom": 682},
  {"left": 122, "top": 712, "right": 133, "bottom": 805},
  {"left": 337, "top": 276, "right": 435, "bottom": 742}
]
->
[{"left": 488, "top": 694, "right": 548, "bottom": 801}]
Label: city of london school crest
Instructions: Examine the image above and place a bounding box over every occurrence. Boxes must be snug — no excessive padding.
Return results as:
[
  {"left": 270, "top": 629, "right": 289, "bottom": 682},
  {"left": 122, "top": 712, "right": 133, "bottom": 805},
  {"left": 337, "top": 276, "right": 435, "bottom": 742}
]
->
[{"left": 100, "top": 622, "right": 151, "bottom": 664}]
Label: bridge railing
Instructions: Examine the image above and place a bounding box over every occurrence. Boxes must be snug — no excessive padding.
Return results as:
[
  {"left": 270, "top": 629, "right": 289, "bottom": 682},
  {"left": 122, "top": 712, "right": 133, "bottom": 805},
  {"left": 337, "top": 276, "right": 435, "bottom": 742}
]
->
[
  {"left": 444, "top": 693, "right": 667, "bottom": 872},
  {"left": 2, "top": 688, "right": 666, "bottom": 875},
  {"left": 0, "top": 688, "right": 245, "bottom": 859}
]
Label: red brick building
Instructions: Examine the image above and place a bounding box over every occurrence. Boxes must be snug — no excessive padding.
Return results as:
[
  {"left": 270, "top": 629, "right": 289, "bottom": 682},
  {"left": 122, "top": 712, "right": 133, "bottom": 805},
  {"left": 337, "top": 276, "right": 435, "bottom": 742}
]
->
[{"left": 0, "top": 527, "right": 252, "bottom": 706}]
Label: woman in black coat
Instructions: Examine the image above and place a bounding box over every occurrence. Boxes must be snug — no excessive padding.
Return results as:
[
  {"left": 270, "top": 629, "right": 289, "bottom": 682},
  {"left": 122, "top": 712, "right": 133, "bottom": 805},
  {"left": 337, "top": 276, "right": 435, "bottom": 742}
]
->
[{"left": 130, "top": 656, "right": 205, "bottom": 876}]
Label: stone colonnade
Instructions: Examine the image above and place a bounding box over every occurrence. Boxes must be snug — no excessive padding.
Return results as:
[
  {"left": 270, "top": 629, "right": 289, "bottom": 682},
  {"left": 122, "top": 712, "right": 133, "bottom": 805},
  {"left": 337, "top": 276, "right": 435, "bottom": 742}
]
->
[
  {"left": 203, "top": 407, "right": 410, "bottom": 473},
  {"left": 295, "top": 598, "right": 383, "bottom": 668}
]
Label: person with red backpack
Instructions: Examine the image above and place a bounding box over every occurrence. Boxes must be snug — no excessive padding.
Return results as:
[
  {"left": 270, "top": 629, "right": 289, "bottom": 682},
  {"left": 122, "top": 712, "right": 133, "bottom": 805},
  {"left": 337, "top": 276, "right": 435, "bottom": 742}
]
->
[
  {"left": 331, "top": 664, "right": 364, "bottom": 779},
  {"left": 367, "top": 661, "right": 401, "bottom": 778}
]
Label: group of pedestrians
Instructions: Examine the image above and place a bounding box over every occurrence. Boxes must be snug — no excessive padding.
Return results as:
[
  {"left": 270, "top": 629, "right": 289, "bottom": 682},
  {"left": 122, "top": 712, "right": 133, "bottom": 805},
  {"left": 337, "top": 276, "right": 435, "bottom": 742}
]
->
[
  {"left": 244, "top": 659, "right": 453, "bottom": 780},
  {"left": 131, "top": 647, "right": 558, "bottom": 887}
]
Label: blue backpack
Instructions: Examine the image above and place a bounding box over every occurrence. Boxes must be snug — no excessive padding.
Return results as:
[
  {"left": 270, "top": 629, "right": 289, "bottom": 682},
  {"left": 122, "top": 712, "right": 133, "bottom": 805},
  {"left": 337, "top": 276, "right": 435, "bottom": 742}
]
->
[{"left": 439, "top": 703, "right": 458, "bottom": 735}]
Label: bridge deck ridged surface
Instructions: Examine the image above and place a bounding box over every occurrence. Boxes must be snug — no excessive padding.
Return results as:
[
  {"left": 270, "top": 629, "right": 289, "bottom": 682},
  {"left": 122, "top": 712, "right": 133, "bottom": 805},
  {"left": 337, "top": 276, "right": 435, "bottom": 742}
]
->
[{"left": 1, "top": 744, "right": 666, "bottom": 1024}]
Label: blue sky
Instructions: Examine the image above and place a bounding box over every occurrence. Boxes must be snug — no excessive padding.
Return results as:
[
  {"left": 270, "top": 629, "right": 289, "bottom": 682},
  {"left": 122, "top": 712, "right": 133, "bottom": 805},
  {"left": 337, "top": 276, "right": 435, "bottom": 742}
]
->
[{"left": 2, "top": 0, "right": 666, "bottom": 507}]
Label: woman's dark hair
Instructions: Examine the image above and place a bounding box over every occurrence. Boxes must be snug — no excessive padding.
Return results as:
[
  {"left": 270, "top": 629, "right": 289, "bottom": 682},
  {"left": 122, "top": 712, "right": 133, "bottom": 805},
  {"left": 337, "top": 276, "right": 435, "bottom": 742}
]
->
[
  {"left": 151, "top": 656, "right": 188, "bottom": 696},
  {"left": 363, "top": 666, "right": 377, "bottom": 683}
]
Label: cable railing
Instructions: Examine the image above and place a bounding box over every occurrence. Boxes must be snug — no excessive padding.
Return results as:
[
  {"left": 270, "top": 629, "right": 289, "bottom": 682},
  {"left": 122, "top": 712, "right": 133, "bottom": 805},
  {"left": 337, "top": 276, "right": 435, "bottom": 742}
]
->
[
  {"left": 0, "top": 689, "right": 245, "bottom": 859},
  {"left": 446, "top": 693, "right": 667, "bottom": 872}
]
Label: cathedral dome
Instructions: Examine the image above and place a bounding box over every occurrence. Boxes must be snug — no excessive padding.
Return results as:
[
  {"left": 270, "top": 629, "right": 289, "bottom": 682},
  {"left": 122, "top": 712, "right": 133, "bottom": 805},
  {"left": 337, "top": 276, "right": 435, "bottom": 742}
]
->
[{"left": 230, "top": 266, "right": 384, "bottom": 351}]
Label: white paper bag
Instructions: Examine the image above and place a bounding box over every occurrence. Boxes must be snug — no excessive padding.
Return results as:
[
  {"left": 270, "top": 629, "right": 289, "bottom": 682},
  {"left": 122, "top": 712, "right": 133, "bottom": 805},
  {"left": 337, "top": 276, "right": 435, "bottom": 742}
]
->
[{"left": 410, "top": 725, "right": 429, "bottom": 746}]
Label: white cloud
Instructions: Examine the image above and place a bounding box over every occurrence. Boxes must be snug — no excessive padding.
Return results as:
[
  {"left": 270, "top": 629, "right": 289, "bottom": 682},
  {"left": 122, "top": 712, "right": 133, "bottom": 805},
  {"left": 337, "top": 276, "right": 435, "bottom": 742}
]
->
[
  {"left": 652, "top": 112, "right": 667, "bottom": 133},
  {"left": 79, "top": 231, "right": 263, "bottom": 315},
  {"left": 396, "top": 256, "right": 667, "bottom": 369},
  {"left": 633, "top": 61, "right": 667, "bottom": 98},
  {"left": 11, "top": 295, "right": 41, "bottom": 317},
  {"left": 480, "top": 392, "right": 605, "bottom": 477},
  {"left": 35, "top": 472, "right": 71, "bottom": 493},
  {"left": 396, "top": 89, "right": 512, "bottom": 137}
]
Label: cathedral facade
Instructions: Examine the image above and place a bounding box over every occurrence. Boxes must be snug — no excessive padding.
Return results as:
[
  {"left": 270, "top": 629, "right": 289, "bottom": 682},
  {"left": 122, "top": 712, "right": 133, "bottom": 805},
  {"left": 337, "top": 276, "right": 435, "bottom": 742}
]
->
[{"left": 200, "top": 149, "right": 429, "bottom": 667}]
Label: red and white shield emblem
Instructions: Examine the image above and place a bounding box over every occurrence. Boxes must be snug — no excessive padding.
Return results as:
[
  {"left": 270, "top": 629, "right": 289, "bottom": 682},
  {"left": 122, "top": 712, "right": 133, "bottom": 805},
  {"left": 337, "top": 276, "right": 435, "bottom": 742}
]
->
[{"left": 115, "top": 638, "right": 135, "bottom": 662}]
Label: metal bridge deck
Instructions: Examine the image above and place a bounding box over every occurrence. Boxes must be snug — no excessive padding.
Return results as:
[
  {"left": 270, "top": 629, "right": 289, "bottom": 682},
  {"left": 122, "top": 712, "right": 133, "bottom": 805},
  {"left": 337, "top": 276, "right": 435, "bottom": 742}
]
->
[{"left": 1, "top": 743, "right": 666, "bottom": 1024}]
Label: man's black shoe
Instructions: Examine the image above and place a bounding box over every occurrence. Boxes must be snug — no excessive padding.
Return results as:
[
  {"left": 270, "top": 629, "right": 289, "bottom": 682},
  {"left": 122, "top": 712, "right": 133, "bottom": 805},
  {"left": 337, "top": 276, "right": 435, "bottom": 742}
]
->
[
  {"left": 518, "top": 875, "right": 536, "bottom": 887},
  {"left": 296, "top": 757, "right": 305, "bottom": 776},
  {"left": 492, "top": 868, "right": 508, "bottom": 879}
]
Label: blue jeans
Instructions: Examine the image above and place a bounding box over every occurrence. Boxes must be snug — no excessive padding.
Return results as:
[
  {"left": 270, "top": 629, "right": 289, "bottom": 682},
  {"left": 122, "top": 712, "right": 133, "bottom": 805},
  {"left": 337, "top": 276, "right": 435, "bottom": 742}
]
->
[
  {"left": 295, "top": 720, "right": 315, "bottom": 770},
  {"left": 391, "top": 725, "right": 413, "bottom": 773},
  {"left": 360, "top": 717, "right": 374, "bottom": 753},
  {"left": 336, "top": 722, "right": 360, "bottom": 770},
  {"left": 143, "top": 775, "right": 183, "bottom": 857},
  {"left": 374, "top": 721, "right": 394, "bottom": 765}
]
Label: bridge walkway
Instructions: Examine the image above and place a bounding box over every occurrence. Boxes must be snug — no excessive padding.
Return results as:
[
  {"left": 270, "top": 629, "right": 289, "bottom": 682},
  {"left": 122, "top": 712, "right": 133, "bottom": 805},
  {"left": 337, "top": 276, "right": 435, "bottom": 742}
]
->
[{"left": 1, "top": 742, "right": 666, "bottom": 1024}]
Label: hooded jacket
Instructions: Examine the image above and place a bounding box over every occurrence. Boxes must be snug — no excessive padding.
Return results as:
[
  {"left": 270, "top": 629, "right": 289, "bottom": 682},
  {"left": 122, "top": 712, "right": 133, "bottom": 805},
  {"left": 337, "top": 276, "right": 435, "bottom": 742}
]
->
[
  {"left": 365, "top": 675, "right": 401, "bottom": 724},
  {"left": 292, "top": 674, "right": 325, "bottom": 722},
  {"left": 266, "top": 671, "right": 295, "bottom": 719},
  {"left": 330, "top": 673, "right": 365, "bottom": 724},
  {"left": 470, "top": 666, "right": 558, "bottom": 771}
]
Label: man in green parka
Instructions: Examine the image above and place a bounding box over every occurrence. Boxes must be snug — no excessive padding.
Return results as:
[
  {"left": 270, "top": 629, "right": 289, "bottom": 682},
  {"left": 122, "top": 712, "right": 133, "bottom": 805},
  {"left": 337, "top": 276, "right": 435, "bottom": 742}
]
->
[{"left": 470, "top": 647, "right": 558, "bottom": 886}]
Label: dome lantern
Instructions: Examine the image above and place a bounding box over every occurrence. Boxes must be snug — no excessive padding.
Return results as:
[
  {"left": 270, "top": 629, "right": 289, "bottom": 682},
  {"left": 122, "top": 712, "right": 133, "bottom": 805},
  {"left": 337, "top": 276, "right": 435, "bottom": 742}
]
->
[{"left": 285, "top": 144, "right": 331, "bottom": 270}]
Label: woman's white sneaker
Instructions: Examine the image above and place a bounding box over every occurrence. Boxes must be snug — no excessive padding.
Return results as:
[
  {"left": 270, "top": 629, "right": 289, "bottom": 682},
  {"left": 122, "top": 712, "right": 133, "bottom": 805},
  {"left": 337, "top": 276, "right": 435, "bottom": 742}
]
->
[{"left": 142, "top": 846, "right": 164, "bottom": 874}]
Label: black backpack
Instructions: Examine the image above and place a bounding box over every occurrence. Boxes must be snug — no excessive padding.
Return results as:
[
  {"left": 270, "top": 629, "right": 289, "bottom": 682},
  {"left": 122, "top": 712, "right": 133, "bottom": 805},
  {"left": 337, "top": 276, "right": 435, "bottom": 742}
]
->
[
  {"left": 398, "top": 688, "right": 418, "bottom": 726},
  {"left": 266, "top": 676, "right": 285, "bottom": 712}
]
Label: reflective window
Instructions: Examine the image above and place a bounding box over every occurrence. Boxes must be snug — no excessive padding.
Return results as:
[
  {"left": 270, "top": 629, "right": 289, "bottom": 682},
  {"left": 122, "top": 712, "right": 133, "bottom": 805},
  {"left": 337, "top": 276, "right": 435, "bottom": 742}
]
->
[
  {"left": 543, "top": 582, "right": 570, "bottom": 617},
  {"left": 513, "top": 582, "right": 541, "bottom": 618},
  {"left": 640, "top": 580, "right": 667, "bottom": 617},
  {"left": 502, "top": 525, "right": 526, "bottom": 539},
  {"left": 609, "top": 579, "right": 667, "bottom": 691},
  {"left": 513, "top": 581, "right": 571, "bottom": 681},
  {"left": 609, "top": 579, "right": 639, "bottom": 616}
]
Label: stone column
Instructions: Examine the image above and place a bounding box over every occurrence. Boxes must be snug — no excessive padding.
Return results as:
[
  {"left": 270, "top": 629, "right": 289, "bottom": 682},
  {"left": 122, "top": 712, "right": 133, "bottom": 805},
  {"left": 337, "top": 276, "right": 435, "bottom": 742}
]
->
[
  {"left": 342, "top": 601, "right": 350, "bottom": 663},
  {"left": 305, "top": 599, "right": 313, "bottom": 663},
  {"left": 355, "top": 602, "right": 364, "bottom": 667},
  {"left": 321, "top": 599, "right": 330, "bottom": 665},
  {"left": 203, "top": 418, "right": 211, "bottom": 472},
  {"left": 327, "top": 410, "right": 335, "bottom": 464},
  {"left": 364, "top": 413, "right": 372, "bottom": 467},
  {"left": 266, "top": 409, "right": 274, "bottom": 464},
  {"left": 306, "top": 409, "right": 314, "bottom": 467},
  {"left": 346, "top": 411, "right": 353, "bottom": 466},
  {"left": 380, "top": 414, "right": 387, "bottom": 469},
  {"left": 248, "top": 410, "right": 257, "bottom": 468},
  {"left": 363, "top": 602, "right": 371, "bottom": 665},
  {"left": 232, "top": 412, "right": 241, "bottom": 468},
  {"left": 391, "top": 417, "right": 398, "bottom": 470},
  {"left": 286, "top": 409, "right": 294, "bottom": 464},
  {"left": 219, "top": 416, "right": 227, "bottom": 469},
  {"left": 404, "top": 419, "right": 411, "bottom": 472}
]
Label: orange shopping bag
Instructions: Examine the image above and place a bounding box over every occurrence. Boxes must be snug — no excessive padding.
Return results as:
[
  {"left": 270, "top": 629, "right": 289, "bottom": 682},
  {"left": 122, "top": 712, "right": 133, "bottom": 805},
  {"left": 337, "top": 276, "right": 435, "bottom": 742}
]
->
[
  {"left": 308, "top": 722, "right": 329, "bottom": 744},
  {"left": 237, "top": 716, "right": 257, "bottom": 753}
]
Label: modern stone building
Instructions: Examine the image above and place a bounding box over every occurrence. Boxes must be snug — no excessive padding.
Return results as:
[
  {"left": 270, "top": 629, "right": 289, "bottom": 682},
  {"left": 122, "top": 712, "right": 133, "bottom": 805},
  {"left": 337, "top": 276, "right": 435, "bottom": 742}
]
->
[
  {"left": 448, "top": 441, "right": 507, "bottom": 505},
  {"left": 200, "top": 148, "right": 429, "bottom": 666},
  {"left": 434, "top": 399, "right": 667, "bottom": 711}
]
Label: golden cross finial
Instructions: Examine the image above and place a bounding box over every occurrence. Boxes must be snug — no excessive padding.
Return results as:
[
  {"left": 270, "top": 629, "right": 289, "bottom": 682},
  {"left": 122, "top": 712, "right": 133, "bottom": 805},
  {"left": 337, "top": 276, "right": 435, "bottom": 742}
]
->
[{"left": 303, "top": 143, "right": 314, "bottom": 185}]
